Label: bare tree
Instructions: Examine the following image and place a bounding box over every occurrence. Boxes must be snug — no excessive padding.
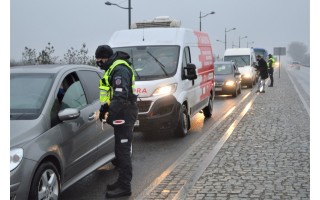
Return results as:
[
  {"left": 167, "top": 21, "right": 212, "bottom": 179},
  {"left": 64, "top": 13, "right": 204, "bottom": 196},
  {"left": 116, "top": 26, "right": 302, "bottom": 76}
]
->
[
  {"left": 64, "top": 47, "right": 78, "bottom": 64},
  {"left": 78, "top": 43, "right": 89, "bottom": 64},
  {"left": 22, "top": 47, "right": 37, "bottom": 65},
  {"left": 36, "top": 42, "right": 58, "bottom": 64},
  {"left": 287, "top": 42, "right": 308, "bottom": 62}
]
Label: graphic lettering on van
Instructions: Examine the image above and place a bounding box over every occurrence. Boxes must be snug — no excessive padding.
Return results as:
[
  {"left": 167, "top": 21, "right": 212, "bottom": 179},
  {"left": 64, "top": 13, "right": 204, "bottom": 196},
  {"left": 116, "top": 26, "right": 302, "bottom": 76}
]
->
[
  {"left": 135, "top": 88, "right": 147, "bottom": 94},
  {"left": 194, "top": 31, "right": 215, "bottom": 101}
]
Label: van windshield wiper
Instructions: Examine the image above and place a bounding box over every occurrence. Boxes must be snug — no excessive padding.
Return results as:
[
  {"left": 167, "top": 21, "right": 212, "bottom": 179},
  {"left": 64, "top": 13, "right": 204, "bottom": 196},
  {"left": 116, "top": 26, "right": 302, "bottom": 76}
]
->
[
  {"left": 240, "top": 57, "right": 248, "bottom": 66},
  {"left": 146, "top": 51, "right": 169, "bottom": 76}
]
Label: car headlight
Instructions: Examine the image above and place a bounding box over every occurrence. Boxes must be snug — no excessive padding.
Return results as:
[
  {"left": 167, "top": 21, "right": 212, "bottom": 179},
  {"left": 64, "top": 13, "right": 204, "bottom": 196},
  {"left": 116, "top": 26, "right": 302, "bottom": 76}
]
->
[
  {"left": 10, "top": 148, "right": 23, "bottom": 171},
  {"left": 225, "top": 81, "right": 235, "bottom": 86},
  {"left": 152, "top": 84, "right": 177, "bottom": 96}
]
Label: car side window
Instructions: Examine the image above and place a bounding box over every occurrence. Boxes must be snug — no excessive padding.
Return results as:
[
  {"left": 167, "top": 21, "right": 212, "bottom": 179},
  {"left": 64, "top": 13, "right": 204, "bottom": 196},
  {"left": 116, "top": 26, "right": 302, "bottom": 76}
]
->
[
  {"left": 60, "top": 81, "right": 87, "bottom": 110},
  {"left": 76, "top": 70, "right": 102, "bottom": 104},
  {"left": 50, "top": 72, "right": 87, "bottom": 127}
]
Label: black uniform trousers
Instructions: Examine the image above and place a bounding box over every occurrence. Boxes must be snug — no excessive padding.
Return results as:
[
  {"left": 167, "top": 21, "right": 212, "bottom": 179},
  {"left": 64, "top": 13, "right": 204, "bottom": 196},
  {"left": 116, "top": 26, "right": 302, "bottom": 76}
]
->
[
  {"left": 108, "top": 100, "right": 138, "bottom": 191},
  {"left": 268, "top": 68, "right": 274, "bottom": 86},
  {"left": 114, "top": 124, "right": 133, "bottom": 191}
]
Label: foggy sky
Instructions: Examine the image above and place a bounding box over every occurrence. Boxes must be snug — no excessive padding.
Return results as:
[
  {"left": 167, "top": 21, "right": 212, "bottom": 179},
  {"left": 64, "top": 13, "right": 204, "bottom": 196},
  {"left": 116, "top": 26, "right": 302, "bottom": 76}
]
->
[{"left": 10, "top": 0, "right": 310, "bottom": 62}]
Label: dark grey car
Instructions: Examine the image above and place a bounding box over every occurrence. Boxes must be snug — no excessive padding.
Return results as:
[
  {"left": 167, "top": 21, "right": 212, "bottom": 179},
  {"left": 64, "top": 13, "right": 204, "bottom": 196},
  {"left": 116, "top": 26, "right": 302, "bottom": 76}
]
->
[
  {"left": 214, "top": 61, "right": 242, "bottom": 97},
  {"left": 10, "top": 64, "right": 115, "bottom": 200}
]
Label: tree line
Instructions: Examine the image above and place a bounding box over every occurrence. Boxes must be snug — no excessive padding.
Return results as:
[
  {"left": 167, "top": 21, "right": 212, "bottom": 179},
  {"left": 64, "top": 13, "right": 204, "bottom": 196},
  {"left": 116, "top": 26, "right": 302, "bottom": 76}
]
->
[
  {"left": 10, "top": 42, "right": 96, "bottom": 67},
  {"left": 10, "top": 41, "right": 310, "bottom": 67}
]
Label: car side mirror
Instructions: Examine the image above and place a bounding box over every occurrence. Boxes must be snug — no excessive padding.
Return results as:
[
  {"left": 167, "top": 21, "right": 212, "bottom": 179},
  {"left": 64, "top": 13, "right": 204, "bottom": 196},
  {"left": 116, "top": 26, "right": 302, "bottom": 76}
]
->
[
  {"left": 184, "top": 63, "right": 197, "bottom": 80},
  {"left": 58, "top": 108, "right": 80, "bottom": 121},
  {"left": 252, "top": 61, "right": 256, "bottom": 66}
]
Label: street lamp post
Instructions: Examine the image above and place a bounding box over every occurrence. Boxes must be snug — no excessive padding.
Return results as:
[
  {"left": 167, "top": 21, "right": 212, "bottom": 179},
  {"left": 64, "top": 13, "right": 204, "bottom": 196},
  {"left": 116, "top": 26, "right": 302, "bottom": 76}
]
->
[
  {"left": 105, "top": 0, "right": 132, "bottom": 29},
  {"left": 238, "top": 35, "right": 248, "bottom": 48},
  {"left": 224, "top": 27, "right": 236, "bottom": 50},
  {"left": 199, "top": 11, "right": 215, "bottom": 32}
]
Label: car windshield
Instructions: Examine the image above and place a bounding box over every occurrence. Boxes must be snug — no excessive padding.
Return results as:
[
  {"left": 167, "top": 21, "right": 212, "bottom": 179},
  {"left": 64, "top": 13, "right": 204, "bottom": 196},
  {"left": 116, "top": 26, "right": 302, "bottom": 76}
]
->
[
  {"left": 10, "top": 73, "right": 54, "bottom": 120},
  {"left": 224, "top": 55, "right": 250, "bottom": 67},
  {"left": 113, "top": 46, "right": 180, "bottom": 81},
  {"left": 215, "top": 64, "right": 233, "bottom": 75}
]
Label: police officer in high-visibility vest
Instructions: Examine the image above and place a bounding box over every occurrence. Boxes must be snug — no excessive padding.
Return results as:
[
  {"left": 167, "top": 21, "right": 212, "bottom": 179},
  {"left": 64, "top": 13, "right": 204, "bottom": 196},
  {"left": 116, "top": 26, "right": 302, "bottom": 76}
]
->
[
  {"left": 95, "top": 45, "right": 138, "bottom": 198},
  {"left": 268, "top": 54, "right": 275, "bottom": 87}
]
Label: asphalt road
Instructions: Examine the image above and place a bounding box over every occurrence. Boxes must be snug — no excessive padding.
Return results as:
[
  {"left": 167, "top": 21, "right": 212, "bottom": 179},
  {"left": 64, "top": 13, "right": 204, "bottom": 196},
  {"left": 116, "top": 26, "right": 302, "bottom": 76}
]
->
[{"left": 59, "top": 86, "right": 253, "bottom": 200}]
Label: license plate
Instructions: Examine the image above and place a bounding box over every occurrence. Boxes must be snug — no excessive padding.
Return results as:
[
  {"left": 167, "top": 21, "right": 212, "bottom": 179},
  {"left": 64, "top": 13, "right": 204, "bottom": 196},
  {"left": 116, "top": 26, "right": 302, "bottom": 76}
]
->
[
  {"left": 215, "top": 87, "right": 222, "bottom": 91},
  {"left": 134, "top": 120, "right": 139, "bottom": 127}
]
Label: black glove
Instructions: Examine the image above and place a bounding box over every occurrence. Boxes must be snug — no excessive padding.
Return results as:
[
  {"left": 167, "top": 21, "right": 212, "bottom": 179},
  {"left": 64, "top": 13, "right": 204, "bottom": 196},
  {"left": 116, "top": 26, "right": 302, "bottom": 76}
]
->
[{"left": 99, "top": 104, "right": 109, "bottom": 122}]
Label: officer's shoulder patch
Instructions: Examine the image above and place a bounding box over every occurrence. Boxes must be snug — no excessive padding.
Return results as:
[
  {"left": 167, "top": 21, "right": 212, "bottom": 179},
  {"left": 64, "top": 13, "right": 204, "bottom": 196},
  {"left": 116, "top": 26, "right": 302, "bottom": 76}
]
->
[{"left": 114, "top": 76, "right": 122, "bottom": 85}]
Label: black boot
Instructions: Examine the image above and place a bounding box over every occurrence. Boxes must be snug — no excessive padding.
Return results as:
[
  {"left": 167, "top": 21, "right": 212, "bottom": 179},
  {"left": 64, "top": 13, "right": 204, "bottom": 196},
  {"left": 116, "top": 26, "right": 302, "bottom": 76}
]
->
[
  {"left": 105, "top": 187, "right": 131, "bottom": 198},
  {"left": 107, "top": 182, "right": 119, "bottom": 191}
]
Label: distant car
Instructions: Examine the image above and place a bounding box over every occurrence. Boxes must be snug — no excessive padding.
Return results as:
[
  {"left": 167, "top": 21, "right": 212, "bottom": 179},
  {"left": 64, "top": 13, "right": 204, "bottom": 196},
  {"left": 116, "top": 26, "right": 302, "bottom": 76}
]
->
[
  {"left": 10, "top": 64, "right": 115, "bottom": 200},
  {"left": 214, "top": 61, "right": 242, "bottom": 97}
]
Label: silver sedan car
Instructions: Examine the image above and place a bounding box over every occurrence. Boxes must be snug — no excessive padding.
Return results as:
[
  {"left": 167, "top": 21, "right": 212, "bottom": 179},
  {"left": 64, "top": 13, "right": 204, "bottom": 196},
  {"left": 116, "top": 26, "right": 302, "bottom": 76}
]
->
[{"left": 10, "top": 64, "right": 115, "bottom": 200}]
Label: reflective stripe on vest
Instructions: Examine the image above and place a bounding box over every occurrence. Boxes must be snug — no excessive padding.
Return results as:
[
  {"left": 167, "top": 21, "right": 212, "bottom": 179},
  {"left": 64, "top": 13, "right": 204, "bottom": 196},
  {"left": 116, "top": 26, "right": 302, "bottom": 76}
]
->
[{"left": 99, "top": 59, "right": 136, "bottom": 104}]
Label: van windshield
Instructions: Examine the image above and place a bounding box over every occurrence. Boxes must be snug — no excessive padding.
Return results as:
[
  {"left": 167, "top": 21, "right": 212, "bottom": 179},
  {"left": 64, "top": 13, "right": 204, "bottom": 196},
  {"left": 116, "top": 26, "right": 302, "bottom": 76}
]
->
[
  {"left": 113, "top": 46, "right": 180, "bottom": 80},
  {"left": 224, "top": 55, "right": 250, "bottom": 67}
]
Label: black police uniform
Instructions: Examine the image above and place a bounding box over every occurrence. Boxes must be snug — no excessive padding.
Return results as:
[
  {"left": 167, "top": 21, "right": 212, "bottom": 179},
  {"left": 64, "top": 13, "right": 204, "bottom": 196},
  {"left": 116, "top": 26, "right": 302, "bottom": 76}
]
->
[{"left": 98, "top": 50, "right": 138, "bottom": 197}]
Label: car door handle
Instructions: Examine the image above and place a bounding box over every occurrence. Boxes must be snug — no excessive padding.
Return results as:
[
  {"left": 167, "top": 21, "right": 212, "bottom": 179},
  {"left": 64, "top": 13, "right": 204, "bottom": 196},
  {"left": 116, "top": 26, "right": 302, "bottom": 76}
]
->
[{"left": 88, "top": 113, "right": 95, "bottom": 121}]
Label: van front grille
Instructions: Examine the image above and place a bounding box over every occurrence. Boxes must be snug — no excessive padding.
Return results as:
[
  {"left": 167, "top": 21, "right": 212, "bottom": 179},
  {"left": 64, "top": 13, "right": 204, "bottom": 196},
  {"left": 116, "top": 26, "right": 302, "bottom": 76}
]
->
[{"left": 137, "top": 101, "right": 152, "bottom": 113}]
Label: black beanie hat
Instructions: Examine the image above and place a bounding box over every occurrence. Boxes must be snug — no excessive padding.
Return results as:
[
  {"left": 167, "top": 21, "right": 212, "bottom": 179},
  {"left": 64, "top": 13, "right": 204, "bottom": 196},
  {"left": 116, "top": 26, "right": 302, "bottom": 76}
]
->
[{"left": 95, "top": 45, "right": 113, "bottom": 59}]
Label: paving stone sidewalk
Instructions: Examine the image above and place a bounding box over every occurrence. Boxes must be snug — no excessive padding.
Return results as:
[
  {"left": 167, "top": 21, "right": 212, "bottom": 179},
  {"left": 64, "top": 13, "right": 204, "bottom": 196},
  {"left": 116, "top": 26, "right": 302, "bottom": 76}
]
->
[
  {"left": 185, "top": 69, "right": 310, "bottom": 200},
  {"left": 139, "top": 68, "right": 310, "bottom": 200}
]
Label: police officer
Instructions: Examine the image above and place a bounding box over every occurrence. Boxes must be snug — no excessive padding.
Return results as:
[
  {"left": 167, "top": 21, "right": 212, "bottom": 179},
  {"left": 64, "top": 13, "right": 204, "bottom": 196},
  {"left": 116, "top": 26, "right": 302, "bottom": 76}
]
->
[
  {"left": 95, "top": 45, "right": 138, "bottom": 198},
  {"left": 268, "top": 54, "right": 275, "bottom": 87}
]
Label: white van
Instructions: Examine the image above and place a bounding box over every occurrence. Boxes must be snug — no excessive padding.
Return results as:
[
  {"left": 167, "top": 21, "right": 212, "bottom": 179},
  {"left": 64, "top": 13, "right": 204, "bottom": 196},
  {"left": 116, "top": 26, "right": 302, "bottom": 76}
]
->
[
  {"left": 108, "top": 17, "right": 215, "bottom": 137},
  {"left": 224, "top": 48, "right": 257, "bottom": 88}
]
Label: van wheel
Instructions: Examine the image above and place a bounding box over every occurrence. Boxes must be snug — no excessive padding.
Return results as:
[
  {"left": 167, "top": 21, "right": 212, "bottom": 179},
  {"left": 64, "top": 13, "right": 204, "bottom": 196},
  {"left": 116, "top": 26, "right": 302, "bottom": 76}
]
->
[
  {"left": 176, "top": 104, "right": 189, "bottom": 137},
  {"left": 29, "top": 162, "right": 60, "bottom": 200},
  {"left": 203, "top": 92, "right": 213, "bottom": 118}
]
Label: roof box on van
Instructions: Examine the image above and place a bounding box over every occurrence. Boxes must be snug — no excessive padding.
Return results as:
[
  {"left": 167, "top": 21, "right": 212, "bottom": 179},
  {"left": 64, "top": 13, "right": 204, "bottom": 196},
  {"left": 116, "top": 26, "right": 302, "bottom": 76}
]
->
[{"left": 131, "top": 16, "right": 181, "bottom": 29}]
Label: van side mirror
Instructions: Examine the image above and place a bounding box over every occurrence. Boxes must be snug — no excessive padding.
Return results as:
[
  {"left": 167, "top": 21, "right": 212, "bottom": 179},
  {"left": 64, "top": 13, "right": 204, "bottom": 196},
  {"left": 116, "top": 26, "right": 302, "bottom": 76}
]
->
[{"left": 184, "top": 63, "right": 197, "bottom": 80}]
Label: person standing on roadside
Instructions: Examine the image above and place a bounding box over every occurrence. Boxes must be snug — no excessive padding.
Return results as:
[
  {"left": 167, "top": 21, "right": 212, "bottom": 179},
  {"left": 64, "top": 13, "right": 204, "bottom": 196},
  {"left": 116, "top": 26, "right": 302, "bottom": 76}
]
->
[
  {"left": 268, "top": 54, "right": 275, "bottom": 87},
  {"left": 95, "top": 45, "right": 138, "bottom": 198},
  {"left": 255, "top": 54, "right": 269, "bottom": 93}
]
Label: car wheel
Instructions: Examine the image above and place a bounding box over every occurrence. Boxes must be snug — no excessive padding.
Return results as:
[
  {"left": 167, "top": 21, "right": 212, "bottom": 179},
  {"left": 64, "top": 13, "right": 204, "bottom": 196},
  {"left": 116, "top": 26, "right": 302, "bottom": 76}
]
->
[
  {"left": 203, "top": 92, "right": 214, "bottom": 118},
  {"left": 238, "top": 85, "right": 242, "bottom": 94},
  {"left": 232, "top": 87, "right": 238, "bottom": 97},
  {"left": 247, "top": 81, "right": 253, "bottom": 88},
  {"left": 29, "top": 162, "right": 60, "bottom": 200},
  {"left": 176, "top": 104, "right": 189, "bottom": 137}
]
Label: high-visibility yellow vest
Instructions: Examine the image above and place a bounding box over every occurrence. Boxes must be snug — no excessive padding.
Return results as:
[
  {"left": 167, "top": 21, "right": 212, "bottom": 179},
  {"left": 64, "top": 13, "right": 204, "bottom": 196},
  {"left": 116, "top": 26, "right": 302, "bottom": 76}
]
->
[
  {"left": 268, "top": 57, "right": 275, "bottom": 68},
  {"left": 99, "top": 60, "right": 136, "bottom": 105}
]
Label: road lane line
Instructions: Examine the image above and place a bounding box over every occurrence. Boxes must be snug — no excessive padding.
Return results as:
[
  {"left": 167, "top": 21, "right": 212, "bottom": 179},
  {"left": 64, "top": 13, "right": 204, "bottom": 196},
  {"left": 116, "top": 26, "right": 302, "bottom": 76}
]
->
[{"left": 286, "top": 68, "right": 310, "bottom": 115}]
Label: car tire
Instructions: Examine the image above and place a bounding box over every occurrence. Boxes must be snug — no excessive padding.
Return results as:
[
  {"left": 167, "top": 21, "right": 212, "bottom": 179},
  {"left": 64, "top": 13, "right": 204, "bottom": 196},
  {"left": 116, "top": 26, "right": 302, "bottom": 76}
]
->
[
  {"left": 176, "top": 104, "right": 189, "bottom": 137},
  {"left": 203, "top": 92, "right": 214, "bottom": 118},
  {"left": 232, "top": 87, "right": 238, "bottom": 97},
  {"left": 247, "top": 81, "right": 253, "bottom": 88},
  {"left": 238, "top": 85, "right": 242, "bottom": 94},
  {"left": 29, "top": 162, "right": 60, "bottom": 200}
]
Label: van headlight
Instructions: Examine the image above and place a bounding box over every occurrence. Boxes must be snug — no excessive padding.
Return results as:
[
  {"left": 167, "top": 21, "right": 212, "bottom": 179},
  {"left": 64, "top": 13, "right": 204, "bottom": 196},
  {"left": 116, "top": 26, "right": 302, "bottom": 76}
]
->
[
  {"left": 152, "top": 84, "right": 177, "bottom": 96},
  {"left": 10, "top": 148, "right": 23, "bottom": 171},
  {"left": 225, "top": 81, "right": 235, "bottom": 86}
]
